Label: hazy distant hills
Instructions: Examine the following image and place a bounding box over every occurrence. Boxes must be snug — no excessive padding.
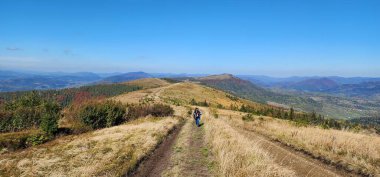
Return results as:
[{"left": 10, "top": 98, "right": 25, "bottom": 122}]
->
[
  {"left": 327, "top": 82, "right": 380, "bottom": 99},
  {"left": 0, "top": 71, "right": 105, "bottom": 92},
  {"left": 238, "top": 75, "right": 380, "bottom": 87},
  {"left": 0, "top": 71, "right": 206, "bottom": 92},
  {"left": 279, "top": 78, "right": 339, "bottom": 92},
  {"left": 238, "top": 75, "right": 380, "bottom": 101}
]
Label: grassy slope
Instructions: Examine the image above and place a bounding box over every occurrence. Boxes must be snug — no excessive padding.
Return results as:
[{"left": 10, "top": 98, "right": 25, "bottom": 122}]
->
[
  {"left": 160, "top": 82, "right": 271, "bottom": 110},
  {"left": 203, "top": 108, "right": 296, "bottom": 177},
  {"left": 0, "top": 117, "right": 179, "bottom": 177},
  {"left": 160, "top": 82, "right": 380, "bottom": 176},
  {"left": 218, "top": 109, "right": 380, "bottom": 176}
]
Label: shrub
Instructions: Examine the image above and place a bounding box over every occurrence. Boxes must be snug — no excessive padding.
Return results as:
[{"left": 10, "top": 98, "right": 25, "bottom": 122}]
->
[
  {"left": 0, "top": 109, "right": 13, "bottom": 132},
  {"left": 226, "top": 94, "right": 239, "bottom": 101},
  {"left": 80, "top": 102, "right": 105, "bottom": 129},
  {"left": 40, "top": 101, "right": 61, "bottom": 135},
  {"left": 242, "top": 113, "right": 254, "bottom": 121},
  {"left": 150, "top": 104, "right": 174, "bottom": 117},
  {"left": 104, "top": 101, "right": 126, "bottom": 127},
  {"left": 0, "top": 92, "right": 61, "bottom": 133},
  {"left": 26, "top": 134, "right": 49, "bottom": 146},
  {"left": 217, "top": 103, "right": 224, "bottom": 109},
  {"left": 79, "top": 100, "right": 126, "bottom": 130},
  {"left": 126, "top": 103, "right": 174, "bottom": 120},
  {"left": 189, "top": 98, "right": 209, "bottom": 107}
]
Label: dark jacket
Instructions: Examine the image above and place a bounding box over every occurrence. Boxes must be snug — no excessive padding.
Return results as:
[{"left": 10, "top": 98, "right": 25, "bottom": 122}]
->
[{"left": 193, "top": 110, "right": 202, "bottom": 119}]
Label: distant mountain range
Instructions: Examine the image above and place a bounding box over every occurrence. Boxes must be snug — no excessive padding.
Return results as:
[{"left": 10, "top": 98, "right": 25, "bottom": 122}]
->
[
  {"left": 276, "top": 78, "right": 339, "bottom": 92},
  {"left": 237, "top": 75, "right": 380, "bottom": 101},
  {"left": 238, "top": 75, "right": 380, "bottom": 86},
  {"left": 1, "top": 70, "right": 380, "bottom": 119},
  {"left": 0, "top": 71, "right": 106, "bottom": 92},
  {"left": 2, "top": 70, "right": 380, "bottom": 100},
  {"left": 0, "top": 70, "right": 207, "bottom": 92}
]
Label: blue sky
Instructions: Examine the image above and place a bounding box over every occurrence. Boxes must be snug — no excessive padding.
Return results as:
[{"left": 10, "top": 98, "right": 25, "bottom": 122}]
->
[{"left": 0, "top": 0, "right": 379, "bottom": 77}]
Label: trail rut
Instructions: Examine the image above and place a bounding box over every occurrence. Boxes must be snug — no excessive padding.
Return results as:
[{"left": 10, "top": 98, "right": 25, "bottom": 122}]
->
[
  {"left": 128, "top": 123, "right": 183, "bottom": 177},
  {"left": 228, "top": 119, "right": 360, "bottom": 177}
]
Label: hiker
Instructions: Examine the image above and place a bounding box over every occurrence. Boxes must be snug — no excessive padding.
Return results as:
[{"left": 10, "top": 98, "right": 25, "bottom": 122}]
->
[{"left": 193, "top": 108, "right": 202, "bottom": 127}]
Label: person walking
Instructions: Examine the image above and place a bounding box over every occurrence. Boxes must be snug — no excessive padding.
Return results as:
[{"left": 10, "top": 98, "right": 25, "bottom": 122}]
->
[{"left": 193, "top": 108, "right": 202, "bottom": 127}]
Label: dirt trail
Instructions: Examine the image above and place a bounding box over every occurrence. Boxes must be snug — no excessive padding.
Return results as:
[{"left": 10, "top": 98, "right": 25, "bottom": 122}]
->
[
  {"left": 228, "top": 120, "right": 359, "bottom": 177},
  {"left": 128, "top": 123, "right": 183, "bottom": 177},
  {"left": 146, "top": 82, "right": 181, "bottom": 103},
  {"left": 180, "top": 120, "right": 211, "bottom": 177},
  {"left": 129, "top": 119, "right": 212, "bottom": 177}
]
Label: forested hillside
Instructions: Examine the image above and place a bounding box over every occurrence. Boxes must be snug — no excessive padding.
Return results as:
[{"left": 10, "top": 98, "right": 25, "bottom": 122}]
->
[{"left": 0, "top": 84, "right": 141, "bottom": 107}]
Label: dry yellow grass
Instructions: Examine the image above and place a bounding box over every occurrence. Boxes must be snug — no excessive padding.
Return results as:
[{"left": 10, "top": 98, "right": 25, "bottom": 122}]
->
[
  {"left": 112, "top": 81, "right": 174, "bottom": 105},
  {"left": 123, "top": 78, "right": 170, "bottom": 89},
  {"left": 160, "top": 82, "right": 263, "bottom": 109},
  {"left": 0, "top": 117, "right": 179, "bottom": 177},
  {"left": 112, "top": 89, "right": 155, "bottom": 104},
  {"left": 203, "top": 109, "right": 296, "bottom": 177},
  {"left": 220, "top": 109, "right": 380, "bottom": 176}
]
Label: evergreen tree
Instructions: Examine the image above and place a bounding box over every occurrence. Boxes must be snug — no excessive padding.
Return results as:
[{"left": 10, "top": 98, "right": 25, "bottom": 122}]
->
[{"left": 289, "top": 107, "right": 294, "bottom": 120}]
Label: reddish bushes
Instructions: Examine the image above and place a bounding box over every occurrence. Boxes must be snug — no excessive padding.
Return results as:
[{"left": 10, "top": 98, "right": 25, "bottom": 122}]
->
[{"left": 125, "top": 103, "right": 174, "bottom": 121}]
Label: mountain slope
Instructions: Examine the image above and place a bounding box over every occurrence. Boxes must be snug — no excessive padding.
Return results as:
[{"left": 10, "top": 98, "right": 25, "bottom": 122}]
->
[
  {"left": 0, "top": 72, "right": 102, "bottom": 92},
  {"left": 286, "top": 78, "right": 339, "bottom": 91},
  {"left": 195, "top": 74, "right": 322, "bottom": 112},
  {"left": 326, "top": 82, "right": 380, "bottom": 100}
]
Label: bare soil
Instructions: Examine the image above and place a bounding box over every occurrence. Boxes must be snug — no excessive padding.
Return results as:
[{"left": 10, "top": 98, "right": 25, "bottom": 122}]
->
[
  {"left": 180, "top": 122, "right": 211, "bottom": 177},
  {"left": 127, "top": 123, "right": 183, "bottom": 177}
]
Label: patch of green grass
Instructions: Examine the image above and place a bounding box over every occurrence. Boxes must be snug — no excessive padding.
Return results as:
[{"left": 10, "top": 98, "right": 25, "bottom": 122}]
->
[
  {"left": 207, "top": 160, "right": 216, "bottom": 171},
  {"left": 201, "top": 147, "right": 209, "bottom": 157},
  {"left": 174, "top": 146, "right": 183, "bottom": 153}
]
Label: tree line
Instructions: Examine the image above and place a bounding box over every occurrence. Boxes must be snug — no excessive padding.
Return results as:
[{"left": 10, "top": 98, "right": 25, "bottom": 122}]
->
[
  {"left": 238, "top": 103, "right": 363, "bottom": 130},
  {"left": 0, "top": 84, "right": 141, "bottom": 107}
]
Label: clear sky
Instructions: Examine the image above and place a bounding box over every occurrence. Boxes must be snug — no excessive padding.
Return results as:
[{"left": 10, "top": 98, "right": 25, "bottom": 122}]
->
[{"left": 0, "top": 0, "right": 379, "bottom": 77}]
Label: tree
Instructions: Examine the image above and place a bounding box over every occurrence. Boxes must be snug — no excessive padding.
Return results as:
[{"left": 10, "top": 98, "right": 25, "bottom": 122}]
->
[
  {"left": 289, "top": 107, "right": 294, "bottom": 120},
  {"left": 40, "top": 101, "right": 61, "bottom": 135}
]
